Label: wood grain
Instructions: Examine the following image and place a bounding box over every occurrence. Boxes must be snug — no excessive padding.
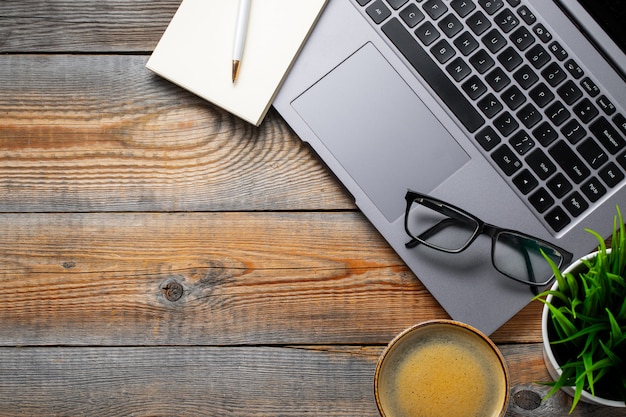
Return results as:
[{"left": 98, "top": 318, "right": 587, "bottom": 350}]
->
[
  {"left": 0, "top": 0, "right": 179, "bottom": 53},
  {"left": 0, "top": 344, "right": 618, "bottom": 417},
  {"left": 0, "top": 54, "right": 352, "bottom": 212}
]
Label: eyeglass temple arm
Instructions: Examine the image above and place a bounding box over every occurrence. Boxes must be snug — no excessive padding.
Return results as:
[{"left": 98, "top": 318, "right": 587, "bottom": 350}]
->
[{"left": 405, "top": 218, "right": 461, "bottom": 249}]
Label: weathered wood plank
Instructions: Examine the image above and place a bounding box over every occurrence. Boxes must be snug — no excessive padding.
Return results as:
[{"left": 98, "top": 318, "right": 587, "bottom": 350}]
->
[
  {"left": 0, "top": 0, "right": 179, "bottom": 53},
  {"left": 0, "top": 54, "right": 352, "bottom": 212},
  {"left": 0, "top": 344, "right": 618, "bottom": 416},
  {"left": 0, "top": 212, "right": 543, "bottom": 346}
]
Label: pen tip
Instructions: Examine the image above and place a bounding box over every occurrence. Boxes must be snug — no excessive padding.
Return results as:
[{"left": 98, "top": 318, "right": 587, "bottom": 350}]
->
[{"left": 232, "top": 60, "right": 241, "bottom": 83}]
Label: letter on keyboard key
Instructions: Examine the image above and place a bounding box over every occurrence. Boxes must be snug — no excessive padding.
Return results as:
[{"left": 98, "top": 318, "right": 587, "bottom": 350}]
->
[
  {"left": 492, "top": 144, "right": 522, "bottom": 175},
  {"left": 549, "top": 140, "right": 590, "bottom": 184},
  {"left": 382, "top": 18, "right": 485, "bottom": 132},
  {"left": 581, "top": 178, "right": 606, "bottom": 202},
  {"left": 494, "top": 111, "right": 519, "bottom": 136},
  {"left": 590, "top": 117, "right": 626, "bottom": 154}
]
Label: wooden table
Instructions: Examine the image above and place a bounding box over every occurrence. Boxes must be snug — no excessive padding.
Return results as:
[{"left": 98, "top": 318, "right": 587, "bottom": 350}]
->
[{"left": 0, "top": 2, "right": 621, "bottom": 416}]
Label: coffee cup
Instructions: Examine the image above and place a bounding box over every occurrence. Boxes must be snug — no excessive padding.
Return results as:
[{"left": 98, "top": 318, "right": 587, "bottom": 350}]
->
[{"left": 374, "top": 320, "right": 509, "bottom": 417}]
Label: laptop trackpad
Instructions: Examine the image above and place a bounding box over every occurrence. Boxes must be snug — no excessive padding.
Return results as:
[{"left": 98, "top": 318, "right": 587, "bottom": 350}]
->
[{"left": 292, "top": 43, "right": 470, "bottom": 221}]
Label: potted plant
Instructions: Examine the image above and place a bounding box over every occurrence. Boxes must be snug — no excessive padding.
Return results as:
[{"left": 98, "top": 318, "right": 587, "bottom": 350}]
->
[{"left": 536, "top": 206, "right": 626, "bottom": 413}]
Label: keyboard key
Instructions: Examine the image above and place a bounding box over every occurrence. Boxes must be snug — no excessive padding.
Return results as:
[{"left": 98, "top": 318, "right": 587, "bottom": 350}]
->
[
  {"left": 497, "top": 47, "right": 523, "bottom": 71},
  {"left": 590, "top": 117, "right": 626, "bottom": 154},
  {"left": 451, "top": 0, "right": 476, "bottom": 18},
  {"left": 526, "top": 148, "right": 556, "bottom": 179},
  {"left": 517, "top": 6, "right": 536, "bottom": 25},
  {"left": 509, "top": 130, "right": 534, "bottom": 154},
  {"left": 479, "top": 0, "right": 504, "bottom": 15},
  {"left": 614, "top": 114, "right": 626, "bottom": 136},
  {"left": 581, "top": 177, "right": 606, "bottom": 202},
  {"left": 431, "top": 39, "right": 456, "bottom": 63},
  {"left": 400, "top": 3, "right": 425, "bottom": 27},
  {"left": 423, "top": 0, "right": 448, "bottom": 19},
  {"left": 494, "top": 111, "right": 519, "bottom": 136},
  {"left": 529, "top": 82, "right": 555, "bottom": 107},
  {"left": 549, "top": 140, "right": 590, "bottom": 184},
  {"left": 557, "top": 80, "right": 583, "bottom": 105},
  {"left": 513, "top": 169, "right": 539, "bottom": 194},
  {"left": 507, "top": 0, "right": 521, "bottom": 6},
  {"left": 545, "top": 100, "right": 570, "bottom": 126},
  {"left": 513, "top": 64, "right": 539, "bottom": 89},
  {"left": 533, "top": 23, "right": 552, "bottom": 43},
  {"left": 386, "top": 0, "right": 409, "bottom": 10},
  {"left": 545, "top": 207, "right": 571, "bottom": 232},
  {"left": 469, "top": 49, "right": 495, "bottom": 73},
  {"left": 541, "top": 62, "right": 566, "bottom": 87},
  {"left": 596, "top": 95, "right": 616, "bottom": 115},
  {"left": 495, "top": 9, "right": 519, "bottom": 33},
  {"left": 475, "top": 126, "right": 502, "bottom": 151},
  {"left": 619, "top": 151, "right": 626, "bottom": 170},
  {"left": 529, "top": 188, "right": 554, "bottom": 213},
  {"left": 563, "top": 192, "right": 589, "bottom": 217},
  {"left": 478, "top": 93, "right": 503, "bottom": 118},
  {"left": 577, "top": 138, "right": 608, "bottom": 169},
  {"left": 416, "top": 21, "right": 441, "bottom": 45},
  {"left": 547, "top": 173, "right": 572, "bottom": 198},
  {"left": 446, "top": 57, "right": 472, "bottom": 81},
  {"left": 525, "top": 44, "right": 550, "bottom": 69},
  {"left": 517, "top": 103, "right": 541, "bottom": 128},
  {"left": 532, "top": 121, "right": 558, "bottom": 146},
  {"left": 580, "top": 77, "right": 600, "bottom": 97},
  {"left": 492, "top": 144, "right": 522, "bottom": 175},
  {"left": 510, "top": 26, "right": 535, "bottom": 51},
  {"left": 548, "top": 41, "right": 568, "bottom": 61},
  {"left": 502, "top": 85, "right": 526, "bottom": 110},
  {"left": 560, "top": 119, "right": 585, "bottom": 144},
  {"left": 573, "top": 98, "right": 599, "bottom": 123},
  {"left": 367, "top": 0, "right": 392, "bottom": 24},
  {"left": 485, "top": 67, "right": 511, "bottom": 92},
  {"left": 438, "top": 13, "right": 463, "bottom": 37},
  {"left": 599, "top": 162, "right": 625, "bottom": 188},
  {"left": 483, "top": 28, "right": 507, "bottom": 53},
  {"left": 454, "top": 31, "right": 479, "bottom": 55},
  {"left": 467, "top": 11, "right": 492, "bottom": 35},
  {"left": 382, "top": 18, "right": 485, "bottom": 132},
  {"left": 564, "top": 59, "right": 584, "bottom": 79},
  {"left": 463, "top": 75, "right": 487, "bottom": 99}
]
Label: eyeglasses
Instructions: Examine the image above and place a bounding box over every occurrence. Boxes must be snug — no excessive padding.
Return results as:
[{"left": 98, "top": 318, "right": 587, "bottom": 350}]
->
[{"left": 404, "top": 190, "right": 573, "bottom": 288}]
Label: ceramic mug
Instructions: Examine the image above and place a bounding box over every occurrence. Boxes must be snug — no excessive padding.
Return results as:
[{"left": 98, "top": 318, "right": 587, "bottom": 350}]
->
[{"left": 374, "top": 320, "right": 509, "bottom": 417}]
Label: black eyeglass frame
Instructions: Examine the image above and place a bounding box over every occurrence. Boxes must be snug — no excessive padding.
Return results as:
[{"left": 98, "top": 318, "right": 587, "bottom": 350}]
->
[{"left": 403, "top": 190, "right": 574, "bottom": 287}]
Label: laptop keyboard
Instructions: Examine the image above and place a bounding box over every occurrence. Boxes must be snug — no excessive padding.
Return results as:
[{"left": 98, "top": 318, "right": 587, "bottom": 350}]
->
[{"left": 355, "top": 0, "right": 626, "bottom": 233}]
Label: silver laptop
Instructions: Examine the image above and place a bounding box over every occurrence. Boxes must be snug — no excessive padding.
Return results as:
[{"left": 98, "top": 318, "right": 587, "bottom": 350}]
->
[{"left": 273, "top": 0, "right": 626, "bottom": 335}]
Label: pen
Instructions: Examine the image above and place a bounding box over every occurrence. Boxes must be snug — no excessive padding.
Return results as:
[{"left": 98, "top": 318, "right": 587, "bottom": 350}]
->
[{"left": 232, "top": 0, "right": 251, "bottom": 83}]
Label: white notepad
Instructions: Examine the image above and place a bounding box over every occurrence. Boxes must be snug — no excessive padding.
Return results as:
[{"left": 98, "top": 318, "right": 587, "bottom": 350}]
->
[{"left": 147, "top": 0, "right": 328, "bottom": 126}]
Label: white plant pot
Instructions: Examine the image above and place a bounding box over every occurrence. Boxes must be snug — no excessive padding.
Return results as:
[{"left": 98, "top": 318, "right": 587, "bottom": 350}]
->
[{"left": 541, "top": 249, "right": 626, "bottom": 408}]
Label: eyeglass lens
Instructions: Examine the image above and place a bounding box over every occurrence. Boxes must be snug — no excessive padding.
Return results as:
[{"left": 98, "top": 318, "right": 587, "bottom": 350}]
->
[
  {"left": 405, "top": 198, "right": 479, "bottom": 252},
  {"left": 493, "top": 232, "right": 563, "bottom": 285},
  {"left": 406, "top": 197, "right": 564, "bottom": 285}
]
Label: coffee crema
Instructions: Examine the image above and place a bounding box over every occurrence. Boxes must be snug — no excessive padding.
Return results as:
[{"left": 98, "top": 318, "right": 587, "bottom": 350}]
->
[{"left": 376, "top": 321, "right": 508, "bottom": 417}]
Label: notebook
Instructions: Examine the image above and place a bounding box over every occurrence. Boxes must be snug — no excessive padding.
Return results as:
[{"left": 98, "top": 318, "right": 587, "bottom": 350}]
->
[
  {"left": 147, "top": 0, "right": 327, "bottom": 126},
  {"left": 273, "top": 0, "right": 626, "bottom": 335}
]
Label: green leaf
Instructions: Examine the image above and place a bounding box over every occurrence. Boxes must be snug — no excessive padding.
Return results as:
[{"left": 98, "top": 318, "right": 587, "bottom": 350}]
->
[
  {"left": 546, "top": 302, "right": 578, "bottom": 338},
  {"left": 607, "top": 308, "right": 623, "bottom": 341}
]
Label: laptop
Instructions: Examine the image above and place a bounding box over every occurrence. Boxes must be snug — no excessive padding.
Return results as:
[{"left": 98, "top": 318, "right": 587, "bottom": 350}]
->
[{"left": 273, "top": 0, "right": 626, "bottom": 335}]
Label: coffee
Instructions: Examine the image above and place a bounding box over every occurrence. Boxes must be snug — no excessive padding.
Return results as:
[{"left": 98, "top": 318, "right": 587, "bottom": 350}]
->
[{"left": 375, "top": 321, "right": 508, "bottom": 417}]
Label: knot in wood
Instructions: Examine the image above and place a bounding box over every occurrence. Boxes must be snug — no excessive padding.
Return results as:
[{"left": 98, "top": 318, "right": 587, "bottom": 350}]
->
[
  {"left": 512, "top": 389, "right": 542, "bottom": 410},
  {"left": 162, "top": 280, "right": 184, "bottom": 302}
]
